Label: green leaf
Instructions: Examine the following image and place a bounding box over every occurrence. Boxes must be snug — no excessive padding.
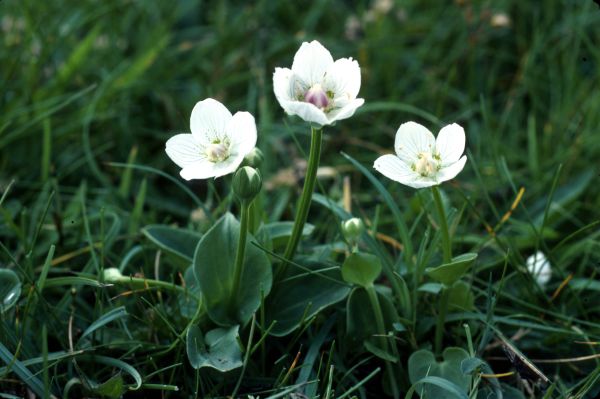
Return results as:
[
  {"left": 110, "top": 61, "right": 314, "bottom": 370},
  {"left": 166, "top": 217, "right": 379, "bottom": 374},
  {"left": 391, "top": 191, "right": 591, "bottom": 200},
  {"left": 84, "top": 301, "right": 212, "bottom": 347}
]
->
[
  {"left": 418, "top": 282, "right": 444, "bottom": 294},
  {"left": 0, "top": 343, "right": 46, "bottom": 397},
  {"left": 408, "top": 347, "right": 471, "bottom": 398},
  {"left": 194, "top": 213, "right": 272, "bottom": 326},
  {"left": 341, "top": 252, "right": 382, "bottom": 288},
  {"left": 186, "top": 325, "right": 242, "bottom": 371},
  {"left": 265, "top": 259, "right": 351, "bottom": 336},
  {"left": 447, "top": 281, "right": 475, "bottom": 311},
  {"left": 142, "top": 225, "right": 202, "bottom": 263},
  {"left": 426, "top": 253, "right": 478, "bottom": 285},
  {"left": 179, "top": 266, "right": 202, "bottom": 319},
  {"left": 92, "top": 374, "right": 124, "bottom": 398},
  {"left": 78, "top": 307, "right": 128, "bottom": 344},
  {"left": 258, "top": 221, "right": 314, "bottom": 249},
  {"left": 0, "top": 268, "right": 21, "bottom": 313},
  {"left": 570, "top": 278, "right": 600, "bottom": 291},
  {"left": 406, "top": 376, "right": 468, "bottom": 399}
]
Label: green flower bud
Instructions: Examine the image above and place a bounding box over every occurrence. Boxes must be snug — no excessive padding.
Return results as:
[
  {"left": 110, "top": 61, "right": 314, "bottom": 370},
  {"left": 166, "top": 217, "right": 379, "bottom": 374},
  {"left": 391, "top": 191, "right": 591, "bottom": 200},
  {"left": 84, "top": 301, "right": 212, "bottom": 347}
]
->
[
  {"left": 341, "top": 217, "right": 365, "bottom": 242},
  {"left": 232, "top": 166, "right": 262, "bottom": 203},
  {"left": 103, "top": 267, "right": 123, "bottom": 283},
  {"left": 243, "top": 148, "right": 264, "bottom": 168}
]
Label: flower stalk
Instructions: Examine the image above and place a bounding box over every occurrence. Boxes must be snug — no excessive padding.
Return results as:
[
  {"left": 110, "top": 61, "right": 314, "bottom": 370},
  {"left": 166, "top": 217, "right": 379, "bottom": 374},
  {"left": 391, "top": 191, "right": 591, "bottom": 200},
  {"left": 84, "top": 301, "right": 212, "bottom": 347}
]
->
[
  {"left": 431, "top": 185, "right": 452, "bottom": 263},
  {"left": 280, "top": 126, "right": 323, "bottom": 273},
  {"left": 365, "top": 284, "right": 400, "bottom": 399},
  {"left": 230, "top": 200, "right": 250, "bottom": 317}
]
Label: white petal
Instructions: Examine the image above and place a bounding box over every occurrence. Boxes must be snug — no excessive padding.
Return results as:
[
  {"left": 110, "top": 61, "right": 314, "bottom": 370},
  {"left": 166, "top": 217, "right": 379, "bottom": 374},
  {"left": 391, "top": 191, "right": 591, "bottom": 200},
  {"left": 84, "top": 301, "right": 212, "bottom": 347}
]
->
[
  {"left": 190, "top": 98, "right": 232, "bottom": 144},
  {"left": 291, "top": 40, "right": 334, "bottom": 87},
  {"left": 273, "top": 67, "right": 295, "bottom": 103},
  {"left": 280, "top": 100, "right": 329, "bottom": 126},
  {"left": 373, "top": 154, "right": 430, "bottom": 189},
  {"left": 436, "top": 123, "right": 466, "bottom": 165},
  {"left": 323, "top": 57, "right": 361, "bottom": 101},
  {"left": 437, "top": 155, "right": 467, "bottom": 183},
  {"left": 180, "top": 152, "right": 245, "bottom": 180},
  {"left": 394, "top": 122, "right": 436, "bottom": 164},
  {"left": 326, "top": 98, "right": 364, "bottom": 124},
  {"left": 526, "top": 251, "right": 552, "bottom": 286},
  {"left": 227, "top": 111, "right": 257, "bottom": 157},
  {"left": 165, "top": 134, "right": 204, "bottom": 168},
  {"left": 180, "top": 160, "right": 218, "bottom": 180}
]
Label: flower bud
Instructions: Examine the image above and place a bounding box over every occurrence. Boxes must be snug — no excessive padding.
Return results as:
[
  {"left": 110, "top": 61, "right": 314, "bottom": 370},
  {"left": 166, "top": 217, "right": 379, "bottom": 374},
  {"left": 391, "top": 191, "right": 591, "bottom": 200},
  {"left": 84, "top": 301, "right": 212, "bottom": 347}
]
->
[
  {"left": 243, "top": 148, "right": 264, "bottom": 168},
  {"left": 341, "top": 217, "right": 365, "bottom": 242},
  {"left": 232, "top": 166, "right": 262, "bottom": 203},
  {"left": 103, "top": 267, "right": 124, "bottom": 283}
]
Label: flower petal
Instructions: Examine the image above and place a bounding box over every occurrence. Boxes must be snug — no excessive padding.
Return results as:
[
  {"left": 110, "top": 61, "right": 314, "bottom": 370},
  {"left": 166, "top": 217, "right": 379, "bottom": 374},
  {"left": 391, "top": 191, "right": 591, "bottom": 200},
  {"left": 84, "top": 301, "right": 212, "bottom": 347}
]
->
[
  {"left": 165, "top": 134, "right": 204, "bottom": 168},
  {"left": 437, "top": 155, "right": 467, "bottom": 183},
  {"left": 323, "top": 57, "right": 361, "bottom": 102},
  {"left": 273, "top": 67, "right": 295, "bottom": 103},
  {"left": 190, "top": 98, "right": 232, "bottom": 144},
  {"left": 394, "top": 122, "right": 436, "bottom": 164},
  {"left": 436, "top": 123, "right": 465, "bottom": 165},
  {"left": 180, "top": 152, "right": 245, "bottom": 180},
  {"left": 227, "top": 111, "right": 257, "bottom": 157},
  {"left": 372, "top": 154, "right": 426, "bottom": 189},
  {"left": 526, "top": 251, "right": 551, "bottom": 286},
  {"left": 291, "top": 40, "right": 334, "bottom": 87},
  {"left": 326, "top": 98, "right": 364, "bottom": 124},
  {"left": 280, "top": 100, "right": 329, "bottom": 126}
]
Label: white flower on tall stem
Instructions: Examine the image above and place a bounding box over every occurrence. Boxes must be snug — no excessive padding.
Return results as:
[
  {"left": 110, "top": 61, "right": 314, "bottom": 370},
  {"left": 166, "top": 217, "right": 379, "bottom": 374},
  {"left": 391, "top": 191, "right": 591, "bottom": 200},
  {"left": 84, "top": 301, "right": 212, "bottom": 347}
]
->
[
  {"left": 273, "top": 40, "right": 364, "bottom": 126},
  {"left": 373, "top": 121, "right": 467, "bottom": 189},
  {"left": 526, "top": 251, "right": 552, "bottom": 286},
  {"left": 165, "top": 98, "right": 257, "bottom": 180}
]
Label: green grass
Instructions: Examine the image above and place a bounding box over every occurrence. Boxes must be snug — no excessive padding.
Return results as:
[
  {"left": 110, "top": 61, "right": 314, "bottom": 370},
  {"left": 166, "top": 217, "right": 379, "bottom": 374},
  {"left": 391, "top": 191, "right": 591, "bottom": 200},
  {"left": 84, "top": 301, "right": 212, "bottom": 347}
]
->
[{"left": 1, "top": 0, "right": 600, "bottom": 397}]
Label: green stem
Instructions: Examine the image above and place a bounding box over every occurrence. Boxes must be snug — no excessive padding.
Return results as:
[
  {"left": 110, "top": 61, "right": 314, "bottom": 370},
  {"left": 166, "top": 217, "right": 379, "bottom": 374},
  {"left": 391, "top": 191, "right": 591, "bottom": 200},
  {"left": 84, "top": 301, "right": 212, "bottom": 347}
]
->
[
  {"left": 231, "top": 200, "right": 250, "bottom": 314},
  {"left": 431, "top": 186, "right": 452, "bottom": 263},
  {"left": 281, "top": 127, "right": 323, "bottom": 272},
  {"left": 366, "top": 285, "right": 400, "bottom": 399},
  {"left": 435, "top": 288, "right": 450, "bottom": 356},
  {"left": 112, "top": 276, "right": 194, "bottom": 297}
]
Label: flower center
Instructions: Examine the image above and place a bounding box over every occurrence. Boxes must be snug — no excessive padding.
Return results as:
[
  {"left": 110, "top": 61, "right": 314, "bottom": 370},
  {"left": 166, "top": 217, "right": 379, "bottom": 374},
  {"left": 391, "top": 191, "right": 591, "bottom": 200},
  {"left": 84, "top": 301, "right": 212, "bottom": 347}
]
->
[
  {"left": 205, "top": 140, "right": 230, "bottom": 163},
  {"left": 413, "top": 152, "right": 440, "bottom": 177},
  {"left": 304, "top": 83, "right": 329, "bottom": 109}
]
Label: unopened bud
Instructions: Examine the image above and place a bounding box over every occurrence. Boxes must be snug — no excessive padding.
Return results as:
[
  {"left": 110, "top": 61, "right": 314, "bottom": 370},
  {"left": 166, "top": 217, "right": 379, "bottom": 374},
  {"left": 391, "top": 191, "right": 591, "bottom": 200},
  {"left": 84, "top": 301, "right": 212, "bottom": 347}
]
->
[
  {"left": 341, "top": 217, "right": 365, "bottom": 242},
  {"left": 232, "top": 166, "right": 262, "bottom": 203},
  {"left": 103, "top": 268, "right": 123, "bottom": 283},
  {"left": 243, "top": 148, "right": 264, "bottom": 168}
]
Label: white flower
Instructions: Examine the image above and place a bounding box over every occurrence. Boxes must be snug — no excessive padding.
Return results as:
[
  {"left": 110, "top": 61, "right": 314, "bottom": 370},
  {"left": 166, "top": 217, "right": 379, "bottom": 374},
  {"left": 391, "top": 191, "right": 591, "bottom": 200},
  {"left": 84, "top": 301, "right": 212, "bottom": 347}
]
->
[
  {"left": 526, "top": 251, "right": 552, "bottom": 286},
  {"left": 165, "top": 98, "right": 257, "bottom": 180},
  {"left": 373, "top": 121, "right": 467, "bottom": 189},
  {"left": 273, "top": 40, "right": 364, "bottom": 126}
]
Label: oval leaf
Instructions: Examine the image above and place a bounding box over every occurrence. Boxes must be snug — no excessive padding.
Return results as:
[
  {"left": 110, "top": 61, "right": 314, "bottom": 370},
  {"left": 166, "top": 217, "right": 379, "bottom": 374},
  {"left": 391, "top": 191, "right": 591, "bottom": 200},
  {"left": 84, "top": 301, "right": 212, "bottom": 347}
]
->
[
  {"left": 0, "top": 268, "right": 21, "bottom": 313},
  {"left": 194, "top": 213, "right": 272, "bottom": 326},
  {"left": 341, "top": 252, "right": 382, "bottom": 288},
  {"left": 408, "top": 347, "right": 470, "bottom": 398},
  {"left": 265, "top": 259, "right": 350, "bottom": 336},
  {"left": 186, "top": 325, "right": 242, "bottom": 371},
  {"left": 142, "top": 225, "right": 202, "bottom": 263},
  {"left": 426, "top": 253, "right": 477, "bottom": 286}
]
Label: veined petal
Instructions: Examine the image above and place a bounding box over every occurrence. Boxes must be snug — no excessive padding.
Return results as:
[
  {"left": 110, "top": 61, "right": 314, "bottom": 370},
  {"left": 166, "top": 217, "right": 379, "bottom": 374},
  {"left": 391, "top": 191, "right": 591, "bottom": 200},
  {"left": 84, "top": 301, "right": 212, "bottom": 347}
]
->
[
  {"left": 437, "top": 155, "right": 467, "bottom": 183},
  {"left": 323, "top": 57, "right": 361, "bottom": 101},
  {"left": 180, "top": 160, "right": 219, "bottom": 180},
  {"left": 373, "top": 154, "right": 414, "bottom": 183},
  {"left": 190, "top": 98, "right": 232, "bottom": 144},
  {"left": 436, "top": 123, "right": 465, "bottom": 165},
  {"left": 394, "top": 122, "right": 436, "bottom": 164},
  {"left": 212, "top": 152, "right": 246, "bottom": 179},
  {"left": 281, "top": 100, "right": 329, "bottom": 126},
  {"left": 291, "top": 40, "right": 334, "bottom": 87},
  {"left": 273, "top": 67, "right": 295, "bottom": 103},
  {"left": 227, "top": 111, "right": 257, "bottom": 157},
  {"left": 326, "top": 98, "right": 364, "bottom": 124},
  {"left": 165, "top": 134, "right": 204, "bottom": 168}
]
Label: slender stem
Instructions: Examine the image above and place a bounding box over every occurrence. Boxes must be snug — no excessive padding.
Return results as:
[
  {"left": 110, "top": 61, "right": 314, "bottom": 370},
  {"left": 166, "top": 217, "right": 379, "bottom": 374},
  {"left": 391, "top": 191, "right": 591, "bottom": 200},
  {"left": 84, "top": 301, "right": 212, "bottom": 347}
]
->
[
  {"left": 281, "top": 127, "right": 323, "bottom": 271},
  {"left": 112, "top": 275, "right": 194, "bottom": 296},
  {"left": 231, "top": 200, "right": 250, "bottom": 315},
  {"left": 431, "top": 186, "right": 452, "bottom": 263},
  {"left": 365, "top": 285, "right": 400, "bottom": 399},
  {"left": 435, "top": 288, "right": 450, "bottom": 356}
]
